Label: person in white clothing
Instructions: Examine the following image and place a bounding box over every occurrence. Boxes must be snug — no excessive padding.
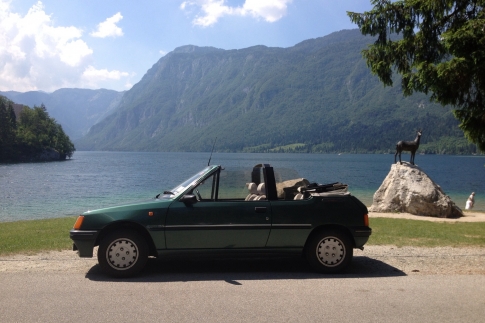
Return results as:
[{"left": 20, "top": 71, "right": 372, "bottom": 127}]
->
[{"left": 465, "top": 192, "right": 475, "bottom": 210}]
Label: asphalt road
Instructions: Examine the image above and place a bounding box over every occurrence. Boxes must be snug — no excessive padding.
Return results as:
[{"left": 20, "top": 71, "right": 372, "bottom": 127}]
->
[{"left": 1, "top": 255, "right": 485, "bottom": 323}]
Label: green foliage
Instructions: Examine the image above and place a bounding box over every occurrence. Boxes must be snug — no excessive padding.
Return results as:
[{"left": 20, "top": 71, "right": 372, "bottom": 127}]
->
[
  {"left": 269, "top": 143, "right": 307, "bottom": 153},
  {"left": 76, "top": 30, "right": 478, "bottom": 154},
  {"left": 0, "top": 89, "right": 124, "bottom": 140},
  {"left": 419, "top": 136, "right": 477, "bottom": 155},
  {"left": 348, "top": 0, "right": 485, "bottom": 151},
  {"left": 0, "top": 96, "right": 75, "bottom": 162},
  {"left": 0, "top": 97, "right": 18, "bottom": 160}
]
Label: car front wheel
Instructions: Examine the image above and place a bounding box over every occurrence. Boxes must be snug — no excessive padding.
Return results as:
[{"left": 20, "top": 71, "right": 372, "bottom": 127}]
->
[
  {"left": 305, "top": 230, "right": 353, "bottom": 273},
  {"left": 98, "top": 229, "right": 148, "bottom": 278}
]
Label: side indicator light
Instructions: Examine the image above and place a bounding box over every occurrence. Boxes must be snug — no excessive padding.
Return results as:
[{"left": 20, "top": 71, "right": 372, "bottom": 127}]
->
[
  {"left": 148, "top": 211, "right": 154, "bottom": 216},
  {"left": 364, "top": 213, "right": 369, "bottom": 227},
  {"left": 73, "top": 216, "right": 84, "bottom": 230}
]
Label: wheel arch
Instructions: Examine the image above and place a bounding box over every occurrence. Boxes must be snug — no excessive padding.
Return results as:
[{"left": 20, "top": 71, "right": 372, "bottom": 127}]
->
[
  {"left": 95, "top": 221, "right": 157, "bottom": 257},
  {"left": 304, "top": 224, "right": 356, "bottom": 252}
]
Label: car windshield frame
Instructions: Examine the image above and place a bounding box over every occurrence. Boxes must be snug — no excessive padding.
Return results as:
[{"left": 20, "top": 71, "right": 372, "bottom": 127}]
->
[{"left": 159, "top": 165, "right": 219, "bottom": 199}]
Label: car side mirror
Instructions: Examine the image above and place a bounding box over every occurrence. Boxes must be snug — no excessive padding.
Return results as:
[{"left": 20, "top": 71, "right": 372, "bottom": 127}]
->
[{"left": 180, "top": 194, "right": 198, "bottom": 204}]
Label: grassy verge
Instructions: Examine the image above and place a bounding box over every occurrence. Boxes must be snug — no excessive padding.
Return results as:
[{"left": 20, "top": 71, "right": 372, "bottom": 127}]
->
[
  {"left": 0, "top": 217, "right": 76, "bottom": 256},
  {"left": 0, "top": 217, "right": 484, "bottom": 256},
  {"left": 369, "top": 218, "right": 485, "bottom": 247}
]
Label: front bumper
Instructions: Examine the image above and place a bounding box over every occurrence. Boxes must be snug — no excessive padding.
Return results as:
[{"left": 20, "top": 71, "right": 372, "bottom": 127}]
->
[{"left": 70, "top": 229, "right": 99, "bottom": 257}]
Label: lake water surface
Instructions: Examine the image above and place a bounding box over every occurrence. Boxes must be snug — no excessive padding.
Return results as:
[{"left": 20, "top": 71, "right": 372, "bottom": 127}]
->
[{"left": 1, "top": 151, "right": 484, "bottom": 222}]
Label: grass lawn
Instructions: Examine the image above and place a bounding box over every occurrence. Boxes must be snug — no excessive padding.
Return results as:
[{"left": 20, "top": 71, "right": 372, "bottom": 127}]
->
[
  {"left": 0, "top": 217, "right": 76, "bottom": 256},
  {"left": 369, "top": 218, "right": 485, "bottom": 247},
  {"left": 0, "top": 216, "right": 484, "bottom": 256}
]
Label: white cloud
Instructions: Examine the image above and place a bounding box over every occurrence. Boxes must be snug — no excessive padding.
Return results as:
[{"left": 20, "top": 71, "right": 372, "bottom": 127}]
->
[
  {"left": 180, "top": 0, "right": 292, "bottom": 27},
  {"left": 58, "top": 35, "right": 93, "bottom": 66},
  {"left": 242, "top": 0, "right": 291, "bottom": 22},
  {"left": 81, "top": 66, "right": 132, "bottom": 90},
  {"left": 90, "top": 12, "right": 124, "bottom": 38},
  {"left": 82, "top": 65, "right": 129, "bottom": 81},
  {"left": 0, "top": 1, "right": 129, "bottom": 91}
]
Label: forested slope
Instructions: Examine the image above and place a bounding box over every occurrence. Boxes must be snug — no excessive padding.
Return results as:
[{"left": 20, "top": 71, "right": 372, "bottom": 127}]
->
[
  {"left": 0, "top": 96, "right": 75, "bottom": 162},
  {"left": 74, "top": 29, "right": 476, "bottom": 154},
  {"left": 0, "top": 89, "right": 123, "bottom": 140}
]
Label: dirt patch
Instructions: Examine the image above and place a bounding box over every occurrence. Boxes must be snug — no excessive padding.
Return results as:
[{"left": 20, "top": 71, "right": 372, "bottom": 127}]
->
[
  {"left": 356, "top": 245, "right": 485, "bottom": 275},
  {"left": 369, "top": 210, "right": 485, "bottom": 222},
  {"left": 0, "top": 249, "right": 97, "bottom": 273}
]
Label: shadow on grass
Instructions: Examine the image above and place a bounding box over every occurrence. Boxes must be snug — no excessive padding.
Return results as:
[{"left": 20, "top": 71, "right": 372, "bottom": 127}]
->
[{"left": 85, "top": 255, "right": 405, "bottom": 283}]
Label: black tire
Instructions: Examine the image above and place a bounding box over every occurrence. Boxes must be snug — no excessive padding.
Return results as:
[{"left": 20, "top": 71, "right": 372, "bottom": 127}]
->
[
  {"left": 98, "top": 229, "right": 148, "bottom": 278},
  {"left": 305, "top": 230, "right": 353, "bottom": 274}
]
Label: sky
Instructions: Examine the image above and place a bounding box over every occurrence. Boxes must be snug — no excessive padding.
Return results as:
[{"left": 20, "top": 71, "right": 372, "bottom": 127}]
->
[{"left": 0, "top": 0, "right": 374, "bottom": 93}]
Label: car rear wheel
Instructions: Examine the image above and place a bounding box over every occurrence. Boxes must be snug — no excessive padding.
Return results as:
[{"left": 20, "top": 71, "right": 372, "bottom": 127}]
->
[
  {"left": 305, "top": 230, "right": 353, "bottom": 273},
  {"left": 98, "top": 229, "right": 148, "bottom": 278}
]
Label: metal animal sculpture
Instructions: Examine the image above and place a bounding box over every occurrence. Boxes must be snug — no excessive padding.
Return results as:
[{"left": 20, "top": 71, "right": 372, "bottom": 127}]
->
[{"left": 395, "top": 129, "right": 422, "bottom": 165}]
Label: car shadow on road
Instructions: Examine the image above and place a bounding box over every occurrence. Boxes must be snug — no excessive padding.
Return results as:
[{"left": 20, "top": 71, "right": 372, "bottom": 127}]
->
[{"left": 85, "top": 255, "right": 406, "bottom": 283}]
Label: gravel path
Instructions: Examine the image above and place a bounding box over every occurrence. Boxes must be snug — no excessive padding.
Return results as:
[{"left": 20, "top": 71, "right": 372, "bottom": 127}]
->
[
  {"left": 1, "top": 245, "right": 484, "bottom": 276},
  {"left": 369, "top": 210, "right": 485, "bottom": 222}
]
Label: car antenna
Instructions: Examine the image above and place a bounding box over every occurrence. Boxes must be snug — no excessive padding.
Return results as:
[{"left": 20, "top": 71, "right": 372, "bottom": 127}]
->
[{"left": 208, "top": 137, "right": 217, "bottom": 166}]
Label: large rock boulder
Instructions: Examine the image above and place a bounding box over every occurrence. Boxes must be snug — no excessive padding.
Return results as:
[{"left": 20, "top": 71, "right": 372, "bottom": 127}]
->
[
  {"left": 369, "top": 162, "right": 463, "bottom": 218},
  {"left": 276, "top": 178, "right": 310, "bottom": 199}
]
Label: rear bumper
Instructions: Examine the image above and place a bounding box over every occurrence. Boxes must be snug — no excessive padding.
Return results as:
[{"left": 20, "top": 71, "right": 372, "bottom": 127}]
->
[
  {"left": 349, "top": 226, "right": 372, "bottom": 248},
  {"left": 70, "top": 229, "right": 99, "bottom": 257}
]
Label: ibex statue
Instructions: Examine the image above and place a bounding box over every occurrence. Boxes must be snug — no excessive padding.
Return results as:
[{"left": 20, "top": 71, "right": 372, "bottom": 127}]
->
[{"left": 394, "top": 129, "right": 422, "bottom": 165}]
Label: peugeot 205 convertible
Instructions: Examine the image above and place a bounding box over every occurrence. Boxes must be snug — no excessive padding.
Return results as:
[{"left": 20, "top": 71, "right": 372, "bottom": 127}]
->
[{"left": 70, "top": 163, "right": 371, "bottom": 277}]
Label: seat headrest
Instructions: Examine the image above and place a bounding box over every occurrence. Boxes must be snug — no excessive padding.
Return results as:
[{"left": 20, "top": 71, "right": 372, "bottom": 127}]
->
[
  {"left": 257, "top": 183, "right": 266, "bottom": 195},
  {"left": 246, "top": 182, "right": 258, "bottom": 194}
]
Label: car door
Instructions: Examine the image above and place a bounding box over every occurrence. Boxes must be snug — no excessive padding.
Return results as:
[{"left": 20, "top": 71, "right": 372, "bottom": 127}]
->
[
  {"left": 165, "top": 170, "right": 272, "bottom": 249},
  {"left": 265, "top": 199, "right": 315, "bottom": 248}
]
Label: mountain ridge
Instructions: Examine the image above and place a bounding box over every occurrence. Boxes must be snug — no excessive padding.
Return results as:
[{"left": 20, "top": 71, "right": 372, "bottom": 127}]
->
[
  {"left": 76, "top": 29, "right": 472, "bottom": 154},
  {"left": 2, "top": 29, "right": 477, "bottom": 154}
]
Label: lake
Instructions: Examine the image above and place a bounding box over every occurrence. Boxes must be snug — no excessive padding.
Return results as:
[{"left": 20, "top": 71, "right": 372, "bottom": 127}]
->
[{"left": 0, "top": 151, "right": 484, "bottom": 222}]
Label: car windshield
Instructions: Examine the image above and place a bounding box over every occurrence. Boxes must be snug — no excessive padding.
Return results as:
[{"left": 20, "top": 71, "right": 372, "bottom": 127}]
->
[
  {"left": 159, "top": 166, "right": 215, "bottom": 199},
  {"left": 191, "top": 166, "right": 303, "bottom": 200}
]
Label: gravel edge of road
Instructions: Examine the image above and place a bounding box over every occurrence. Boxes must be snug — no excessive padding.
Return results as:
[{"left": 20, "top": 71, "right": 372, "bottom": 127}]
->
[{"left": 1, "top": 245, "right": 484, "bottom": 276}]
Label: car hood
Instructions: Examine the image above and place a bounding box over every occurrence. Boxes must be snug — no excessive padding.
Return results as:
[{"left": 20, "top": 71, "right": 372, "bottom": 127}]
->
[
  {"left": 80, "top": 198, "right": 173, "bottom": 229},
  {"left": 83, "top": 198, "right": 171, "bottom": 215}
]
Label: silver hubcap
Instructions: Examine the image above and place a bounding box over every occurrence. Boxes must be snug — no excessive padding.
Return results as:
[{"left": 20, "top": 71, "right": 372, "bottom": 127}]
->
[
  {"left": 106, "top": 238, "right": 139, "bottom": 270},
  {"left": 316, "top": 236, "right": 345, "bottom": 267}
]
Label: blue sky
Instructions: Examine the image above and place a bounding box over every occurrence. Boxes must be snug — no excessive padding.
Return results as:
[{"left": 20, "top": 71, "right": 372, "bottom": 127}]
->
[{"left": 0, "top": 0, "right": 373, "bottom": 92}]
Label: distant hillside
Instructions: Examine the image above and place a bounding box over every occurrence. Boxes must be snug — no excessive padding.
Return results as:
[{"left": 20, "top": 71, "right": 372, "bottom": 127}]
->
[
  {"left": 73, "top": 29, "right": 475, "bottom": 154},
  {"left": 0, "top": 89, "right": 123, "bottom": 140}
]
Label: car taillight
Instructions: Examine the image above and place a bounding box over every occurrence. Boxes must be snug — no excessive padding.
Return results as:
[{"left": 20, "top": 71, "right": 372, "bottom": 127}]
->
[
  {"left": 363, "top": 213, "right": 369, "bottom": 227},
  {"left": 73, "top": 216, "right": 84, "bottom": 230}
]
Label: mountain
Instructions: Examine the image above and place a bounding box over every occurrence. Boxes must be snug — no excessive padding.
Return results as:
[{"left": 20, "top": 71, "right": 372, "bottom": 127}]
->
[
  {"left": 0, "top": 89, "right": 124, "bottom": 140},
  {"left": 74, "top": 29, "right": 474, "bottom": 154},
  {"left": 3, "top": 29, "right": 470, "bottom": 154}
]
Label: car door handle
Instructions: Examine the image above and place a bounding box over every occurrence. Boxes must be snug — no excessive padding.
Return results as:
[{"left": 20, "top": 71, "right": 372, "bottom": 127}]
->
[{"left": 255, "top": 207, "right": 267, "bottom": 213}]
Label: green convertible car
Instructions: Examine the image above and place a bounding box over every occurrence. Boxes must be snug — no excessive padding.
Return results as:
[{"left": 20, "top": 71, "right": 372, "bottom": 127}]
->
[{"left": 70, "top": 163, "right": 371, "bottom": 277}]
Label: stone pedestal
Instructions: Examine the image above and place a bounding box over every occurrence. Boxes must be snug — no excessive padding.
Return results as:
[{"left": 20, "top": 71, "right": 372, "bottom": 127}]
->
[{"left": 369, "top": 162, "right": 463, "bottom": 218}]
